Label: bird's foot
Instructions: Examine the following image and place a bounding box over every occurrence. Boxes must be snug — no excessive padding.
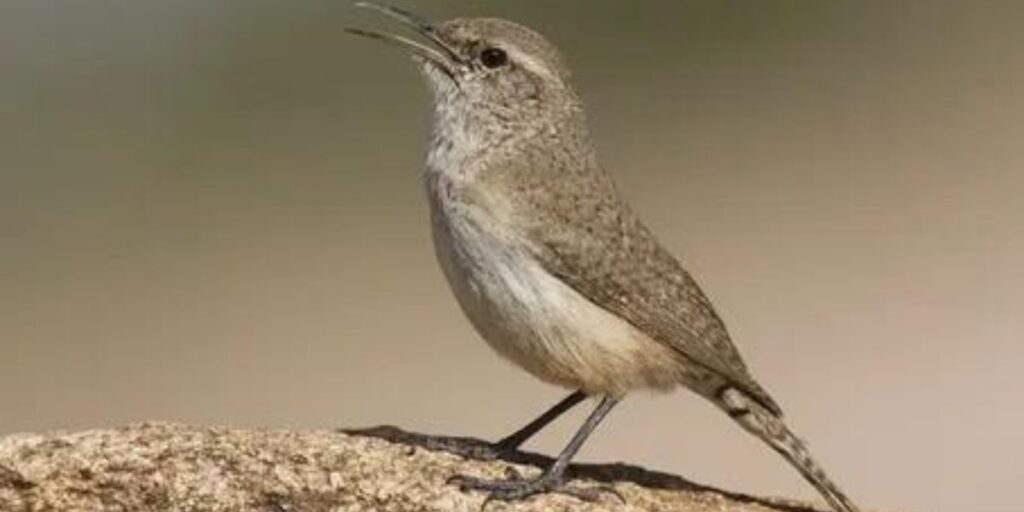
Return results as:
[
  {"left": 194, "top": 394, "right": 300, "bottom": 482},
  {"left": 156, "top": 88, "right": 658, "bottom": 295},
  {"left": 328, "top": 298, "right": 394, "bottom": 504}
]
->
[
  {"left": 448, "top": 468, "right": 622, "bottom": 505},
  {"left": 430, "top": 437, "right": 527, "bottom": 461},
  {"left": 339, "top": 427, "right": 512, "bottom": 461},
  {"left": 423, "top": 437, "right": 508, "bottom": 461}
]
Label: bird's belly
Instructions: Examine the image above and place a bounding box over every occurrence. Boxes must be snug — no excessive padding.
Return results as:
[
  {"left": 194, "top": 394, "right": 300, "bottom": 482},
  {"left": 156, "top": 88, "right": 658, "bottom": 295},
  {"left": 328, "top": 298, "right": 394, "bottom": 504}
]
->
[{"left": 429, "top": 198, "right": 684, "bottom": 395}]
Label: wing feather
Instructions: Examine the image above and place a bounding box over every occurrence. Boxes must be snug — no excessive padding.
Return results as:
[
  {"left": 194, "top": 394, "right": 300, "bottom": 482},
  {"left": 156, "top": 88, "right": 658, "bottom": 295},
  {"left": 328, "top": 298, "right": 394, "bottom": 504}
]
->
[{"left": 489, "top": 165, "right": 781, "bottom": 413}]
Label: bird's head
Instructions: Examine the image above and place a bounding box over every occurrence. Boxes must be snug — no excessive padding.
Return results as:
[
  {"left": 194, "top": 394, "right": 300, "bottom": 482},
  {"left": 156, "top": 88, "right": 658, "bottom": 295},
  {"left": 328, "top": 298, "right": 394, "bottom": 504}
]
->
[{"left": 348, "top": 2, "right": 587, "bottom": 164}]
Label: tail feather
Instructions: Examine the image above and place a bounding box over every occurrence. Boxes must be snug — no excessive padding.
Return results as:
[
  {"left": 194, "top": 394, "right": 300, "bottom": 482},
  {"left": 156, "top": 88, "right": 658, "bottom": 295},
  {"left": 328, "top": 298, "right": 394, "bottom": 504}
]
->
[{"left": 717, "top": 387, "right": 860, "bottom": 512}]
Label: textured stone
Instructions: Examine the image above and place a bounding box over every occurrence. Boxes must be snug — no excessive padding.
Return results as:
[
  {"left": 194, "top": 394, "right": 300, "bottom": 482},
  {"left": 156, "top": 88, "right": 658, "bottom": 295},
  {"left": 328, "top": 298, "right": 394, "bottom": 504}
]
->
[{"left": 0, "top": 423, "right": 836, "bottom": 512}]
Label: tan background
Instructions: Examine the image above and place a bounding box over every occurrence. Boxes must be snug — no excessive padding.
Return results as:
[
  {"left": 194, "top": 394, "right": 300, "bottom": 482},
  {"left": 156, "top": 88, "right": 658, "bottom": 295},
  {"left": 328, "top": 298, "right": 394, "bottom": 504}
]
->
[{"left": 2, "top": 2, "right": 1022, "bottom": 511}]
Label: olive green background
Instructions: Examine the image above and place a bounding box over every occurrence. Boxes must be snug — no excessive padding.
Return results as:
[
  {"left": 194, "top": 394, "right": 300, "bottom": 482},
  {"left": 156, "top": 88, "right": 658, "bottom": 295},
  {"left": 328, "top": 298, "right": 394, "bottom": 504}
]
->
[{"left": 2, "top": 2, "right": 1021, "bottom": 511}]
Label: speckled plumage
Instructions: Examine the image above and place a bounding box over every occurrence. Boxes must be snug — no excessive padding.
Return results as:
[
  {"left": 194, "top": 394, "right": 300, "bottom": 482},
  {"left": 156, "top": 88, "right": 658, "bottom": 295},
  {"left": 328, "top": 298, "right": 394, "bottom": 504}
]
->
[
  {"left": 422, "top": 18, "right": 777, "bottom": 411},
  {"left": 486, "top": 156, "right": 781, "bottom": 411},
  {"left": 351, "top": 8, "right": 859, "bottom": 512}
]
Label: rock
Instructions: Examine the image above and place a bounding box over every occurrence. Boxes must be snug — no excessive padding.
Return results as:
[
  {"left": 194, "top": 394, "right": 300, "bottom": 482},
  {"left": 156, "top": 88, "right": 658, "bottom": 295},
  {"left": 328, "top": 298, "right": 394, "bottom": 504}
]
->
[{"left": 0, "top": 422, "right": 831, "bottom": 511}]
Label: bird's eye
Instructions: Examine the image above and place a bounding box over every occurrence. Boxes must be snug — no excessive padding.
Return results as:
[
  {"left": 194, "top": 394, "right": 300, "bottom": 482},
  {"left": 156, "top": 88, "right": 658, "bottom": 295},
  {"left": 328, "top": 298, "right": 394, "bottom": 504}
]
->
[{"left": 479, "top": 47, "right": 509, "bottom": 69}]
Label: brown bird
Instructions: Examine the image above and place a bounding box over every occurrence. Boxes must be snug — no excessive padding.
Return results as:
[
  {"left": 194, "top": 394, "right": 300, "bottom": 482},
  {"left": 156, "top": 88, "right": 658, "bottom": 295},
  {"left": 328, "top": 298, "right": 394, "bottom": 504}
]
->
[{"left": 348, "top": 3, "right": 861, "bottom": 511}]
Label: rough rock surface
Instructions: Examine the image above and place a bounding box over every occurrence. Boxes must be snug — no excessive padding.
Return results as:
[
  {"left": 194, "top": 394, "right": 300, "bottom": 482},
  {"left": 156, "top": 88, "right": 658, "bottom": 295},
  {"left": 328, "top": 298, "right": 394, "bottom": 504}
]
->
[{"left": 0, "top": 423, "right": 836, "bottom": 512}]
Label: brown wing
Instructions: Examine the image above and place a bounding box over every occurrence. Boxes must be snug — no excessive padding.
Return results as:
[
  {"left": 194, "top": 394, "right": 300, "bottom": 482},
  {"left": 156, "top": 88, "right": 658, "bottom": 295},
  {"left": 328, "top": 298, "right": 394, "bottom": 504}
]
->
[{"left": 500, "top": 166, "right": 781, "bottom": 413}]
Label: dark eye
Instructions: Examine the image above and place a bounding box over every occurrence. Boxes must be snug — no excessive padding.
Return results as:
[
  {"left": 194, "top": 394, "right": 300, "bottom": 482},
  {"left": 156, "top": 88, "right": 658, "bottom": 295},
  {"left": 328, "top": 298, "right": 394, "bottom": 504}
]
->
[{"left": 480, "top": 47, "right": 508, "bottom": 69}]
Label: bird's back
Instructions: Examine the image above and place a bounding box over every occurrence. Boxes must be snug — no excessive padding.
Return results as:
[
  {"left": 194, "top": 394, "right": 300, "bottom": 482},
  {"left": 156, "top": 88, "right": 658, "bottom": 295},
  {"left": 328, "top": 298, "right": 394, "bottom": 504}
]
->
[{"left": 434, "top": 155, "right": 780, "bottom": 413}]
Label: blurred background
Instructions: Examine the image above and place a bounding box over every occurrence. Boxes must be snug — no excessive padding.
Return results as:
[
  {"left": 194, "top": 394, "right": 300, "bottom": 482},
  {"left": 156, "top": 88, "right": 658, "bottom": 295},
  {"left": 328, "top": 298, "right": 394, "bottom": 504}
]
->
[{"left": 2, "top": 1, "right": 1021, "bottom": 511}]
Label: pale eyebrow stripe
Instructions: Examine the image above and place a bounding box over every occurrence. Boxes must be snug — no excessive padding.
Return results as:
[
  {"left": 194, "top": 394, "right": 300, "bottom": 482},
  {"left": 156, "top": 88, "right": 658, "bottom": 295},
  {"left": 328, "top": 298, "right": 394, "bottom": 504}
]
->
[{"left": 510, "top": 48, "right": 559, "bottom": 82}]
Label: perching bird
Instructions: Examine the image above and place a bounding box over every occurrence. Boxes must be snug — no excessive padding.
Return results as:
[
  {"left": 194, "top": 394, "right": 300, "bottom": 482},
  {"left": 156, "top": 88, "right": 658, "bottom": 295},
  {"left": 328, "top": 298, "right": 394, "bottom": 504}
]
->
[{"left": 348, "top": 3, "right": 861, "bottom": 511}]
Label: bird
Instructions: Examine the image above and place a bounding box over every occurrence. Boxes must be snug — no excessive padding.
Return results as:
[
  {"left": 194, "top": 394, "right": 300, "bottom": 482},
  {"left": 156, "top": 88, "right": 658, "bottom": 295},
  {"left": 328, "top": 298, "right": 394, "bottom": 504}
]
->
[{"left": 347, "top": 3, "right": 861, "bottom": 511}]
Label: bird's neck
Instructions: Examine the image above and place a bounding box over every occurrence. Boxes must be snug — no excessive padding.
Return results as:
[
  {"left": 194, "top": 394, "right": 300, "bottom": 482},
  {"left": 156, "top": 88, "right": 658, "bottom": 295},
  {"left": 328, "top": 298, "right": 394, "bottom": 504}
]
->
[{"left": 426, "top": 98, "right": 593, "bottom": 182}]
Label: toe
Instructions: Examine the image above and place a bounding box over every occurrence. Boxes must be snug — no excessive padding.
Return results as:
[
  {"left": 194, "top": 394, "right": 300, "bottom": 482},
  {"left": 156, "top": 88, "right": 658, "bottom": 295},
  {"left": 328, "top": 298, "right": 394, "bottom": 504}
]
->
[
  {"left": 448, "top": 472, "right": 623, "bottom": 505},
  {"left": 447, "top": 474, "right": 522, "bottom": 493}
]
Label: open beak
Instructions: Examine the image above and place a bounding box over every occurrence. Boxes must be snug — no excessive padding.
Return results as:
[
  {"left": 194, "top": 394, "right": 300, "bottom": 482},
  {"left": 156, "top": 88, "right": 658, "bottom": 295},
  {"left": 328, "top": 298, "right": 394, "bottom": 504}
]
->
[{"left": 346, "top": 2, "right": 462, "bottom": 76}]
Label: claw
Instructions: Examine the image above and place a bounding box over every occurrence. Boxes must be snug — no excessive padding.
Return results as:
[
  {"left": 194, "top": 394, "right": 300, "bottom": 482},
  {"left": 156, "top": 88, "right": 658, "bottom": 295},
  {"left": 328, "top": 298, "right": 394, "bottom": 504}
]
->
[
  {"left": 446, "top": 473, "right": 481, "bottom": 489},
  {"left": 447, "top": 472, "right": 623, "bottom": 506}
]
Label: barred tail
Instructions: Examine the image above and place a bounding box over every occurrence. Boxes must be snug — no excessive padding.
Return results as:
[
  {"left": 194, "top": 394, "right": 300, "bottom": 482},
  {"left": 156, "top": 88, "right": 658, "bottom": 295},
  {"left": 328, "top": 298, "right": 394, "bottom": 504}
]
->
[{"left": 716, "top": 387, "right": 860, "bottom": 512}]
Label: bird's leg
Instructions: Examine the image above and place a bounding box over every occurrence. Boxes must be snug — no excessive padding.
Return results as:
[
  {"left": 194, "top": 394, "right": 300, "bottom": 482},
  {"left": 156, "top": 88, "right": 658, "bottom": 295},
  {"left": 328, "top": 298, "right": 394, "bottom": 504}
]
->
[
  {"left": 447, "top": 390, "right": 587, "bottom": 461},
  {"left": 492, "top": 390, "right": 587, "bottom": 452},
  {"left": 376, "top": 391, "right": 588, "bottom": 462},
  {"left": 450, "top": 396, "right": 622, "bottom": 504}
]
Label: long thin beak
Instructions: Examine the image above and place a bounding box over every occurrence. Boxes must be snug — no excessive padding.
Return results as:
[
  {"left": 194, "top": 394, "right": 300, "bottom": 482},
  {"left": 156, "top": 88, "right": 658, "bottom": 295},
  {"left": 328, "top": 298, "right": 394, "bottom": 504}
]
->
[{"left": 345, "top": 2, "right": 462, "bottom": 71}]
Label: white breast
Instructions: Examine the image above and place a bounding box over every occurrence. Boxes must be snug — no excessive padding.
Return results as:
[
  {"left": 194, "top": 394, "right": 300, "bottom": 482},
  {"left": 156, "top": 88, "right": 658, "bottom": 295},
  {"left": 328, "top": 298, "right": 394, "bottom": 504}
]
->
[{"left": 425, "top": 175, "right": 685, "bottom": 395}]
